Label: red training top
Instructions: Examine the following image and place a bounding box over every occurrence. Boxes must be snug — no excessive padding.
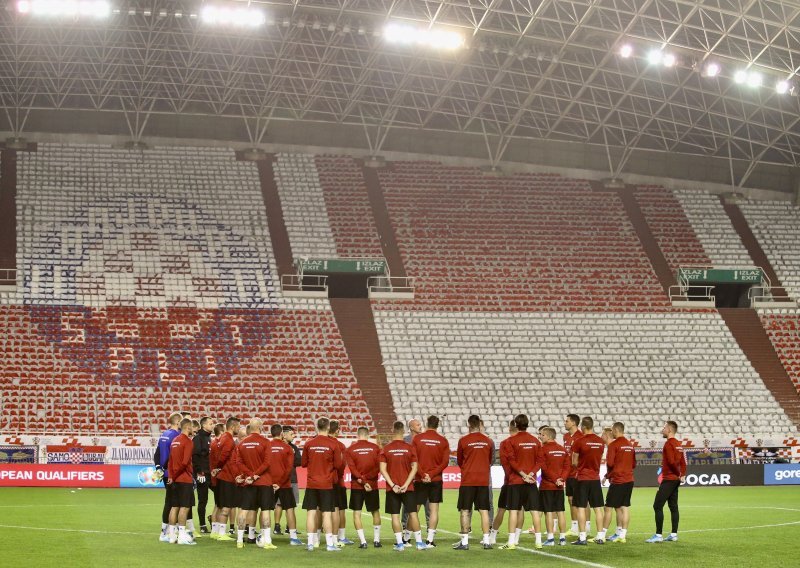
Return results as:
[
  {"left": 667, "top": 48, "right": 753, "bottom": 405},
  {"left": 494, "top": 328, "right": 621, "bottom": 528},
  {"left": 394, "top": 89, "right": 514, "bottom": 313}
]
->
[
  {"left": 606, "top": 436, "right": 636, "bottom": 484},
  {"left": 498, "top": 437, "right": 513, "bottom": 483},
  {"left": 380, "top": 440, "right": 418, "bottom": 491},
  {"left": 413, "top": 429, "right": 450, "bottom": 483},
  {"left": 563, "top": 430, "right": 583, "bottom": 479},
  {"left": 457, "top": 431, "right": 493, "bottom": 487},
  {"left": 269, "top": 438, "right": 295, "bottom": 489},
  {"left": 661, "top": 438, "right": 687, "bottom": 481},
  {"left": 214, "top": 432, "right": 237, "bottom": 483},
  {"left": 538, "top": 440, "right": 571, "bottom": 491},
  {"left": 168, "top": 432, "right": 194, "bottom": 484},
  {"left": 501, "top": 431, "right": 542, "bottom": 486},
  {"left": 572, "top": 432, "right": 605, "bottom": 481},
  {"left": 346, "top": 440, "right": 381, "bottom": 490},
  {"left": 333, "top": 437, "right": 347, "bottom": 488},
  {"left": 301, "top": 435, "right": 343, "bottom": 490},
  {"left": 234, "top": 433, "right": 272, "bottom": 486},
  {"left": 209, "top": 436, "right": 220, "bottom": 487}
]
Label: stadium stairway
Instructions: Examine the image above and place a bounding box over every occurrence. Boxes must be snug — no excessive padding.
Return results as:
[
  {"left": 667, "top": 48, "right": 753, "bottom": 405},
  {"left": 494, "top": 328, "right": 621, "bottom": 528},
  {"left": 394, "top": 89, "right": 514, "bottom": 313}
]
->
[
  {"left": 720, "top": 199, "right": 789, "bottom": 299},
  {"left": 618, "top": 185, "right": 675, "bottom": 293},
  {"left": 719, "top": 308, "right": 800, "bottom": 429},
  {"left": 330, "top": 297, "right": 397, "bottom": 433},
  {"left": 360, "top": 163, "right": 407, "bottom": 278}
]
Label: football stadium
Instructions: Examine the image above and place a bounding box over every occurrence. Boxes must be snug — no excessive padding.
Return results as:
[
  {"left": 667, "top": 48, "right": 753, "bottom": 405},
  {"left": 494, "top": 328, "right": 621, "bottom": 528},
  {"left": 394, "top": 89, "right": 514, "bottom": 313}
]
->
[{"left": 1, "top": 1, "right": 799, "bottom": 567}]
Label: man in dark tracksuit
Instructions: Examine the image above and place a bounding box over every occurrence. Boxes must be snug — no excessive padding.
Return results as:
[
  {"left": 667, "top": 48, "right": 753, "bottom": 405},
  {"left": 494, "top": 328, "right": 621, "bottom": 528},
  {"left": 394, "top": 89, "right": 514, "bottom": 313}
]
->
[{"left": 193, "top": 416, "right": 213, "bottom": 534}]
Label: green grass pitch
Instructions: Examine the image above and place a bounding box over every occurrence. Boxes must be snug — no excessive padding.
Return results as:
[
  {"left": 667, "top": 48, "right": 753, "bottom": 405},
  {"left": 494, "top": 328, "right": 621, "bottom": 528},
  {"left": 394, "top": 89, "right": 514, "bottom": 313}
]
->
[{"left": 1, "top": 486, "right": 797, "bottom": 567}]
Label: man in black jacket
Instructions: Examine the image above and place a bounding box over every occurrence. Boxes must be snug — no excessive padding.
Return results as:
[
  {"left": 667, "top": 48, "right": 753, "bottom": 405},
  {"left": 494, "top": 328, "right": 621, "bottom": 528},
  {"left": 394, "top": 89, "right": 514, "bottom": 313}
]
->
[
  {"left": 193, "top": 416, "right": 213, "bottom": 534},
  {"left": 274, "top": 425, "right": 302, "bottom": 535}
]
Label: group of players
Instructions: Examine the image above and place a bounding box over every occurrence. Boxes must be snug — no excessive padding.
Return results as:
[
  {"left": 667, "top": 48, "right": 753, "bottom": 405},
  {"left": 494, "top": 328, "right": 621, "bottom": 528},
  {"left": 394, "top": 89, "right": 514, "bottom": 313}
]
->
[{"left": 155, "top": 411, "right": 687, "bottom": 551}]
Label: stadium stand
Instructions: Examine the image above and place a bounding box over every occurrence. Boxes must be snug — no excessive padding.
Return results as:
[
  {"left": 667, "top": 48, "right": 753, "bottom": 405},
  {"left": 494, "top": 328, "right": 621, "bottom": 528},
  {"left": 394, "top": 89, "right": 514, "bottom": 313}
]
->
[
  {"left": 633, "top": 185, "right": 710, "bottom": 272},
  {"left": 673, "top": 190, "right": 753, "bottom": 267},
  {"left": 761, "top": 314, "right": 800, "bottom": 394},
  {"left": 273, "top": 153, "right": 338, "bottom": 259},
  {"left": 374, "top": 310, "right": 795, "bottom": 443},
  {"left": 739, "top": 200, "right": 800, "bottom": 301},
  {"left": 375, "top": 161, "right": 671, "bottom": 311},
  {"left": 0, "top": 143, "right": 373, "bottom": 435},
  {"left": 314, "top": 155, "right": 384, "bottom": 258}
]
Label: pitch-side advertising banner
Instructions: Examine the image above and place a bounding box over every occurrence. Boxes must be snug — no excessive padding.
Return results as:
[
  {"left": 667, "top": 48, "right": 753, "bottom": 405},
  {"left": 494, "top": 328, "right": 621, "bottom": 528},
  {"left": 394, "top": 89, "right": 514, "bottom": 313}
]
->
[
  {"left": 0, "top": 464, "right": 120, "bottom": 487},
  {"left": 763, "top": 463, "right": 800, "bottom": 485}
]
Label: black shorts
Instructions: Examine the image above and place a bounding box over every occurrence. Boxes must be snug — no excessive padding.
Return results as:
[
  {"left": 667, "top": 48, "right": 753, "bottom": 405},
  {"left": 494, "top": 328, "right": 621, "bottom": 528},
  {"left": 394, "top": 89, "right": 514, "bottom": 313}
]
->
[
  {"left": 605, "top": 482, "right": 634, "bottom": 508},
  {"left": 350, "top": 489, "right": 380, "bottom": 512},
  {"left": 275, "top": 487, "right": 297, "bottom": 510},
  {"left": 457, "top": 486, "right": 490, "bottom": 511},
  {"left": 414, "top": 481, "right": 443, "bottom": 505},
  {"left": 497, "top": 485, "right": 509, "bottom": 509},
  {"left": 216, "top": 480, "right": 238, "bottom": 509},
  {"left": 540, "top": 490, "right": 566, "bottom": 513},
  {"left": 303, "top": 488, "right": 336, "bottom": 513},
  {"left": 335, "top": 485, "right": 348, "bottom": 510},
  {"left": 385, "top": 491, "right": 417, "bottom": 515},
  {"left": 573, "top": 480, "right": 604, "bottom": 509},
  {"left": 505, "top": 484, "right": 540, "bottom": 511},
  {"left": 170, "top": 482, "right": 195, "bottom": 508},
  {"left": 565, "top": 477, "right": 578, "bottom": 498},
  {"left": 240, "top": 485, "right": 275, "bottom": 511}
]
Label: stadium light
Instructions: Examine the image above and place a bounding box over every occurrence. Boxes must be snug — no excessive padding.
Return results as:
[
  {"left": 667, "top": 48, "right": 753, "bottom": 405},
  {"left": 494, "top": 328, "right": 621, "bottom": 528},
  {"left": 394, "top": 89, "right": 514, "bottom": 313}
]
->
[
  {"left": 647, "top": 49, "right": 663, "bottom": 65},
  {"left": 733, "top": 70, "right": 747, "bottom": 84},
  {"left": 618, "top": 44, "right": 633, "bottom": 58},
  {"left": 17, "top": 0, "right": 111, "bottom": 18},
  {"left": 200, "top": 5, "right": 266, "bottom": 28},
  {"left": 662, "top": 53, "right": 677, "bottom": 67},
  {"left": 775, "top": 80, "right": 791, "bottom": 95},
  {"left": 746, "top": 72, "right": 762, "bottom": 88},
  {"left": 701, "top": 62, "right": 721, "bottom": 78},
  {"left": 384, "top": 23, "right": 465, "bottom": 50}
]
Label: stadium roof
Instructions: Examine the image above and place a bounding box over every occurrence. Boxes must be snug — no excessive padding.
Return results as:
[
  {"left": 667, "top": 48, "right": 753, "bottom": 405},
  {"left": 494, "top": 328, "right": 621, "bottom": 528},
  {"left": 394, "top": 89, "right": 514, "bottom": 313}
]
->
[{"left": 2, "top": 0, "right": 800, "bottom": 189}]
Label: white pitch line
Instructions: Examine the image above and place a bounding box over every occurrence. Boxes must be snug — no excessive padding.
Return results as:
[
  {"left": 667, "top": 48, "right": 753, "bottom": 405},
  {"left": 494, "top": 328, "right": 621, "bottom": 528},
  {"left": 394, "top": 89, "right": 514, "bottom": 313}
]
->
[
  {"left": 381, "top": 515, "right": 615, "bottom": 568},
  {"left": 0, "top": 524, "right": 150, "bottom": 536}
]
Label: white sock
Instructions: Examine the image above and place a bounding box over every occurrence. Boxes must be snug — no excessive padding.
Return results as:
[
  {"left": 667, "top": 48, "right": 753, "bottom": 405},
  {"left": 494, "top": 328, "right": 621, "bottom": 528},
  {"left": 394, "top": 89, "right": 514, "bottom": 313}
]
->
[
  {"left": 571, "top": 520, "right": 578, "bottom": 532},
  {"left": 373, "top": 525, "right": 381, "bottom": 542},
  {"left": 395, "top": 532, "right": 403, "bottom": 545},
  {"left": 289, "top": 529, "right": 298, "bottom": 539},
  {"left": 482, "top": 533, "right": 489, "bottom": 544},
  {"left": 218, "top": 523, "right": 227, "bottom": 536},
  {"left": 413, "top": 530, "right": 422, "bottom": 543},
  {"left": 655, "top": 533, "right": 662, "bottom": 538},
  {"left": 338, "top": 528, "right": 346, "bottom": 540},
  {"left": 403, "top": 529, "right": 411, "bottom": 542},
  {"left": 357, "top": 529, "right": 366, "bottom": 544},
  {"left": 186, "top": 519, "right": 195, "bottom": 532},
  {"left": 262, "top": 529, "right": 272, "bottom": 544},
  {"left": 514, "top": 528, "right": 522, "bottom": 544},
  {"left": 248, "top": 526, "right": 256, "bottom": 539},
  {"left": 309, "top": 532, "right": 317, "bottom": 546},
  {"left": 168, "top": 525, "right": 177, "bottom": 537},
  {"left": 332, "top": 534, "right": 339, "bottom": 545},
  {"left": 161, "top": 522, "right": 167, "bottom": 533},
  {"left": 461, "top": 533, "right": 469, "bottom": 545},
  {"left": 237, "top": 529, "right": 244, "bottom": 543},
  {"left": 619, "top": 528, "right": 627, "bottom": 539},
  {"left": 507, "top": 532, "right": 515, "bottom": 546},
  {"left": 579, "top": 531, "right": 586, "bottom": 541},
  {"left": 547, "top": 532, "right": 554, "bottom": 540},
  {"left": 178, "top": 526, "right": 186, "bottom": 537},
  {"left": 559, "top": 532, "right": 566, "bottom": 540},
  {"left": 325, "top": 533, "right": 334, "bottom": 547},
  {"left": 535, "top": 532, "right": 542, "bottom": 545},
  {"left": 597, "top": 529, "right": 606, "bottom": 540},
  {"left": 427, "top": 529, "right": 435, "bottom": 543}
]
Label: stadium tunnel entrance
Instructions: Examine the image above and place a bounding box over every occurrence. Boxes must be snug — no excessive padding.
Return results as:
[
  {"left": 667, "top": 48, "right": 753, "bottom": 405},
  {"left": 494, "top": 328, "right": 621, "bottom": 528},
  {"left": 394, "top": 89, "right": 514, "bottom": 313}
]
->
[
  {"left": 687, "top": 282, "right": 754, "bottom": 308},
  {"left": 326, "top": 272, "right": 370, "bottom": 298}
]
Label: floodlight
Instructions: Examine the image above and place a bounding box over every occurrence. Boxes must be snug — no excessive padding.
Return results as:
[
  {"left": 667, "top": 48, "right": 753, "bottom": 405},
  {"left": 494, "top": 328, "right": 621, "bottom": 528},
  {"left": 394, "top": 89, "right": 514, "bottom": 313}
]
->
[{"left": 618, "top": 44, "right": 633, "bottom": 58}]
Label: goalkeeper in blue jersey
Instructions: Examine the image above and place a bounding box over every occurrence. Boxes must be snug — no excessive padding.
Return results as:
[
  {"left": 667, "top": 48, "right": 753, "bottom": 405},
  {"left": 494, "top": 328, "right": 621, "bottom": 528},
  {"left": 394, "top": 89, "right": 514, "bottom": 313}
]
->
[{"left": 155, "top": 412, "right": 182, "bottom": 542}]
